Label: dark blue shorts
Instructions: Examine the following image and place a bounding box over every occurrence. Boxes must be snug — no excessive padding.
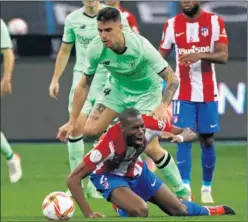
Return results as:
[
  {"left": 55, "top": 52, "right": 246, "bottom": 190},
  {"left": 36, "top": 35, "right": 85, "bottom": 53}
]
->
[
  {"left": 172, "top": 100, "right": 220, "bottom": 133},
  {"left": 90, "top": 163, "right": 163, "bottom": 202}
]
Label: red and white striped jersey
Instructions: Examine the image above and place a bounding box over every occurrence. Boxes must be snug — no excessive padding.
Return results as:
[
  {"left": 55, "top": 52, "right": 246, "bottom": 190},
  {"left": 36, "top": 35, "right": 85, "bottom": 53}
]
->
[
  {"left": 159, "top": 11, "right": 228, "bottom": 102},
  {"left": 119, "top": 5, "right": 139, "bottom": 33},
  {"left": 84, "top": 115, "right": 172, "bottom": 178}
]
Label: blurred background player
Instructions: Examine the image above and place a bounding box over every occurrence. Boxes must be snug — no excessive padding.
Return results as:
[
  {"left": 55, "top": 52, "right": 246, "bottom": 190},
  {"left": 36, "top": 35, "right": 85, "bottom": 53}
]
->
[
  {"left": 49, "top": 0, "right": 131, "bottom": 198},
  {"left": 159, "top": 1, "right": 229, "bottom": 203},
  {"left": 105, "top": 0, "right": 139, "bottom": 33},
  {"left": 0, "top": 18, "right": 22, "bottom": 183},
  {"left": 58, "top": 7, "right": 190, "bottom": 200}
]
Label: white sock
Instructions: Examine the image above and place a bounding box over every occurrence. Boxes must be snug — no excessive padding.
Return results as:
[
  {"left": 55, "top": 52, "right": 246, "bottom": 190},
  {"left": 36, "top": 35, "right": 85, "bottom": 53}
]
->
[
  {"left": 202, "top": 185, "right": 211, "bottom": 191},
  {"left": 67, "top": 135, "right": 84, "bottom": 172}
]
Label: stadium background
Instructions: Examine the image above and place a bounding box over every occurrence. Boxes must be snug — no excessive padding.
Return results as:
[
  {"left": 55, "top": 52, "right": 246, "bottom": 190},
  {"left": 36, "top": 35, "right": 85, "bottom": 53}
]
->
[{"left": 0, "top": 1, "right": 247, "bottom": 141}]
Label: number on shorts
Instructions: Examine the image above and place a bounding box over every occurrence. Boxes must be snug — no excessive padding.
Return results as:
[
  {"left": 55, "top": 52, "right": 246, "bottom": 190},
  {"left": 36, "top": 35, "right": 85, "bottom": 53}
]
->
[
  {"left": 100, "top": 175, "right": 108, "bottom": 184},
  {"left": 173, "top": 101, "right": 180, "bottom": 115}
]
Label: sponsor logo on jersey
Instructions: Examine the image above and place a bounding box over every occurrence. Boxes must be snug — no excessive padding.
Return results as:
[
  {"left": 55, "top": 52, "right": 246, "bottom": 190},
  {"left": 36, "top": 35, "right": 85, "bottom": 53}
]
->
[{"left": 177, "top": 45, "right": 210, "bottom": 55}]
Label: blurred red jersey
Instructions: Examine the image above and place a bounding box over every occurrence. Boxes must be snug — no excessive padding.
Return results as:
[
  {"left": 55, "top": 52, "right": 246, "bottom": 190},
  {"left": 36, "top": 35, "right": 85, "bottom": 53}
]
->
[
  {"left": 119, "top": 5, "right": 139, "bottom": 33},
  {"left": 84, "top": 115, "right": 172, "bottom": 178},
  {"left": 159, "top": 11, "right": 228, "bottom": 102}
]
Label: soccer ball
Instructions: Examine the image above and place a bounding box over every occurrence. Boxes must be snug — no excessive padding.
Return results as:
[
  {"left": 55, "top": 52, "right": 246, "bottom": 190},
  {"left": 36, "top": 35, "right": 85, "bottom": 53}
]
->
[
  {"left": 8, "top": 18, "right": 28, "bottom": 35},
  {"left": 42, "top": 191, "right": 75, "bottom": 221}
]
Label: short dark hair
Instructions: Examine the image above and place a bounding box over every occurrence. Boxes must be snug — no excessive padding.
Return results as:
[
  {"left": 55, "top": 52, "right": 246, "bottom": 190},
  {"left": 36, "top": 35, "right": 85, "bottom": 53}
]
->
[
  {"left": 97, "top": 7, "right": 121, "bottom": 23},
  {"left": 119, "top": 108, "right": 141, "bottom": 125}
]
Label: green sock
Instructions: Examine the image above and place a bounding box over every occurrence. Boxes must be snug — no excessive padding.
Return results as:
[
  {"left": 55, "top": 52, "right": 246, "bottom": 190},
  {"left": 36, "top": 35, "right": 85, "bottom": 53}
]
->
[
  {"left": 155, "top": 152, "right": 188, "bottom": 196},
  {"left": 1, "top": 132, "right": 13, "bottom": 160},
  {"left": 67, "top": 135, "right": 84, "bottom": 172}
]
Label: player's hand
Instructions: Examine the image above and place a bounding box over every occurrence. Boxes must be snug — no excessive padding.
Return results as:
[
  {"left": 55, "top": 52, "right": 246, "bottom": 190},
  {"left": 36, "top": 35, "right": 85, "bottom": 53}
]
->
[
  {"left": 1, "top": 78, "right": 12, "bottom": 96},
  {"left": 179, "top": 53, "right": 202, "bottom": 66},
  {"left": 56, "top": 122, "right": 75, "bottom": 142},
  {"left": 152, "top": 104, "right": 170, "bottom": 123},
  {"left": 162, "top": 132, "right": 183, "bottom": 143},
  {"left": 49, "top": 80, "right": 59, "bottom": 99},
  {"left": 87, "top": 212, "right": 105, "bottom": 218}
]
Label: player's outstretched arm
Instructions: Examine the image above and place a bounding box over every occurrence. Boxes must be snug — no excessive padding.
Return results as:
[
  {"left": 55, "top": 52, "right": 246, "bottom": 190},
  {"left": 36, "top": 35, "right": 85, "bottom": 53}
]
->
[
  {"left": 49, "top": 43, "right": 73, "bottom": 99},
  {"left": 67, "top": 162, "right": 104, "bottom": 218},
  {"left": 162, "top": 126, "right": 197, "bottom": 143},
  {"left": 1, "top": 49, "right": 15, "bottom": 96},
  {"left": 159, "top": 66, "right": 179, "bottom": 107}
]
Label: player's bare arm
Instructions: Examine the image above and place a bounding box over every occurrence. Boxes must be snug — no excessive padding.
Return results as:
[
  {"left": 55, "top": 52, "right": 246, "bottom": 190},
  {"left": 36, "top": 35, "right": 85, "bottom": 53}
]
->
[
  {"left": 1, "top": 48, "right": 15, "bottom": 96},
  {"left": 159, "top": 66, "right": 179, "bottom": 107},
  {"left": 67, "top": 162, "right": 104, "bottom": 218},
  {"left": 162, "top": 126, "right": 197, "bottom": 143},
  {"left": 49, "top": 43, "right": 74, "bottom": 99},
  {"left": 179, "top": 43, "right": 228, "bottom": 65},
  {"left": 152, "top": 66, "right": 178, "bottom": 122},
  {"left": 199, "top": 43, "right": 228, "bottom": 64}
]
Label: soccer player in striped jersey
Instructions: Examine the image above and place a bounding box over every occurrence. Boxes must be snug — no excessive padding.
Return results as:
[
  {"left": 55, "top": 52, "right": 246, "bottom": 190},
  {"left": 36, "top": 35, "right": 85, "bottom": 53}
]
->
[
  {"left": 65, "top": 108, "right": 235, "bottom": 218},
  {"left": 159, "top": 1, "right": 228, "bottom": 203}
]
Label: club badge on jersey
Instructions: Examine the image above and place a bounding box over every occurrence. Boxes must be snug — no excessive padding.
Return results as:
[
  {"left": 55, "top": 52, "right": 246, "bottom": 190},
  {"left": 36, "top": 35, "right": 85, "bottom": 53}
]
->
[{"left": 201, "top": 27, "right": 209, "bottom": 37}]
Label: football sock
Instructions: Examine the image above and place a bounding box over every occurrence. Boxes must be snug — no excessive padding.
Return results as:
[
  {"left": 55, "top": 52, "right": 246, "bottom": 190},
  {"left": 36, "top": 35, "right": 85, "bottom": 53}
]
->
[
  {"left": 155, "top": 152, "right": 187, "bottom": 196},
  {"left": 176, "top": 142, "right": 192, "bottom": 184},
  {"left": 67, "top": 135, "right": 84, "bottom": 172},
  {"left": 117, "top": 208, "right": 128, "bottom": 217},
  {"left": 1, "top": 132, "right": 13, "bottom": 160},
  {"left": 181, "top": 200, "right": 209, "bottom": 216},
  {"left": 201, "top": 144, "right": 216, "bottom": 186}
]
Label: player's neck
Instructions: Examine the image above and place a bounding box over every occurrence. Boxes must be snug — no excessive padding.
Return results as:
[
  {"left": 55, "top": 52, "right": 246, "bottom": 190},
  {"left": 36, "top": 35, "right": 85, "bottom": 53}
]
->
[
  {"left": 84, "top": 3, "right": 101, "bottom": 16},
  {"left": 111, "top": 33, "right": 126, "bottom": 54},
  {"left": 184, "top": 8, "right": 202, "bottom": 22}
]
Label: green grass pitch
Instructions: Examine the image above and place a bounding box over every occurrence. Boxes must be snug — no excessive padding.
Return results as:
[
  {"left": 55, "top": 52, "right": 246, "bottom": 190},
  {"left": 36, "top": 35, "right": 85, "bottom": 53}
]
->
[{"left": 1, "top": 143, "right": 247, "bottom": 221}]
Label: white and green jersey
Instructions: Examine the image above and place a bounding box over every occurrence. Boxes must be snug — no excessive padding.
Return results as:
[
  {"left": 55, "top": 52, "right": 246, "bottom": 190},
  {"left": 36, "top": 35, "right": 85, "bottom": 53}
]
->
[
  {"left": 83, "top": 31, "right": 168, "bottom": 94},
  {"left": 0, "top": 19, "right": 12, "bottom": 50},
  {"left": 62, "top": 4, "right": 131, "bottom": 73}
]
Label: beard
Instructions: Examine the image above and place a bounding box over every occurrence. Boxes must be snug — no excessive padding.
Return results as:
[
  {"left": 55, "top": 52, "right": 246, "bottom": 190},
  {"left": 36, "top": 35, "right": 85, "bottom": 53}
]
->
[{"left": 182, "top": 4, "right": 200, "bottom": 17}]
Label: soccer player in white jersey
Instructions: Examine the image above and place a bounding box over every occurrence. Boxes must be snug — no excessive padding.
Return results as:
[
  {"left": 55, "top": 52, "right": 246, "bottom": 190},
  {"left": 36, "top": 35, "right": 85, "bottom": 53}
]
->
[
  {"left": 49, "top": 0, "right": 131, "bottom": 198},
  {"left": 159, "top": 1, "right": 229, "bottom": 203},
  {"left": 1, "top": 18, "right": 22, "bottom": 183},
  {"left": 57, "top": 7, "right": 191, "bottom": 200}
]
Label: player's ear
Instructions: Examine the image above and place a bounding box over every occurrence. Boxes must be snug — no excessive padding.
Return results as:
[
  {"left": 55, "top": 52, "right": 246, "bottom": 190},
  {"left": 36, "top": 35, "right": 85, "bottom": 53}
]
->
[{"left": 119, "top": 24, "right": 123, "bottom": 30}]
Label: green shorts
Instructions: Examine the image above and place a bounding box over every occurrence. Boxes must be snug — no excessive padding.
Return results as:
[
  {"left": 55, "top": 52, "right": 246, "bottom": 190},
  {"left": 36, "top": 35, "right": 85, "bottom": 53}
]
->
[
  {"left": 68, "top": 72, "right": 106, "bottom": 115},
  {"left": 94, "top": 82, "right": 162, "bottom": 114}
]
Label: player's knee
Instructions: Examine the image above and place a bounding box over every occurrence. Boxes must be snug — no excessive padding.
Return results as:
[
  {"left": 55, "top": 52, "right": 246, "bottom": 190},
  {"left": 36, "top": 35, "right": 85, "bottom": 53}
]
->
[
  {"left": 71, "top": 126, "right": 83, "bottom": 137},
  {"left": 83, "top": 126, "right": 102, "bottom": 138},
  {"left": 129, "top": 204, "right": 148, "bottom": 217},
  {"left": 71, "top": 118, "right": 86, "bottom": 137},
  {"left": 199, "top": 133, "right": 215, "bottom": 148}
]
